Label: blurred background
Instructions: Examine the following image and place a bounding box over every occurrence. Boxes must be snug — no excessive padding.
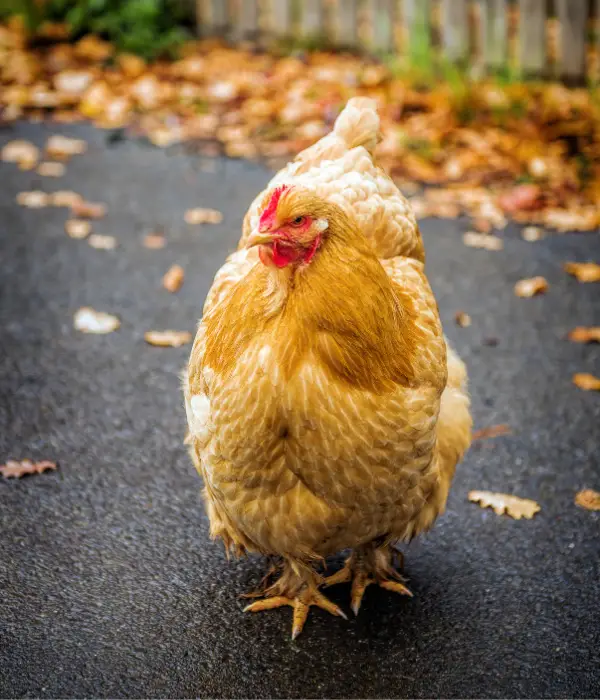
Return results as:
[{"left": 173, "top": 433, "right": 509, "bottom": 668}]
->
[{"left": 2, "top": 0, "right": 600, "bottom": 232}]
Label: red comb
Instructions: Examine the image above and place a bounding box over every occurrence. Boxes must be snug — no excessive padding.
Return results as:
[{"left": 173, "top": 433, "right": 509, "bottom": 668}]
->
[{"left": 259, "top": 184, "right": 291, "bottom": 229}]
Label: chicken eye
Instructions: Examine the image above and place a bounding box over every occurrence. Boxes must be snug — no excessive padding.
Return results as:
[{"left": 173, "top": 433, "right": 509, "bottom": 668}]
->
[{"left": 290, "top": 216, "right": 306, "bottom": 227}]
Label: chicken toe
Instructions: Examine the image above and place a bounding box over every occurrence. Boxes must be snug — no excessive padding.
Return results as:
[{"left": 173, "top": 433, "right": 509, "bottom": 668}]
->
[
  {"left": 243, "top": 560, "right": 347, "bottom": 638},
  {"left": 325, "top": 544, "right": 412, "bottom": 615}
]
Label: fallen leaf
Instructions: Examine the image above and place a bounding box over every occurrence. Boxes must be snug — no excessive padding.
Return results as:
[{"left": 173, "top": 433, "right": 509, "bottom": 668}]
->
[
  {"left": 455, "top": 311, "right": 472, "bottom": 328},
  {"left": 143, "top": 234, "right": 166, "bottom": 249},
  {"left": 472, "top": 424, "right": 512, "bottom": 440},
  {"left": 50, "top": 190, "right": 82, "bottom": 207},
  {"left": 74, "top": 307, "right": 120, "bottom": 334},
  {"left": 521, "top": 226, "right": 545, "bottom": 242},
  {"left": 0, "top": 459, "right": 57, "bottom": 479},
  {"left": 37, "top": 161, "right": 65, "bottom": 177},
  {"left": 514, "top": 276, "right": 548, "bottom": 297},
  {"left": 1, "top": 139, "right": 39, "bottom": 167},
  {"left": 563, "top": 262, "right": 600, "bottom": 283},
  {"left": 574, "top": 489, "right": 600, "bottom": 511},
  {"left": 184, "top": 207, "right": 223, "bottom": 225},
  {"left": 498, "top": 184, "right": 542, "bottom": 214},
  {"left": 65, "top": 219, "right": 91, "bottom": 239},
  {"left": 568, "top": 327, "right": 600, "bottom": 343},
  {"left": 16, "top": 191, "right": 49, "bottom": 208},
  {"left": 71, "top": 200, "right": 106, "bottom": 219},
  {"left": 468, "top": 491, "right": 541, "bottom": 520},
  {"left": 88, "top": 234, "right": 117, "bottom": 250},
  {"left": 572, "top": 373, "right": 600, "bottom": 391},
  {"left": 462, "top": 232, "right": 503, "bottom": 251},
  {"left": 144, "top": 330, "right": 192, "bottom": 347},
  {"left": 46, "top": 134, "right": 87, "bottom": 158},
  {"left": 162, "top": 264, "right": 184, "bottom": 292}
]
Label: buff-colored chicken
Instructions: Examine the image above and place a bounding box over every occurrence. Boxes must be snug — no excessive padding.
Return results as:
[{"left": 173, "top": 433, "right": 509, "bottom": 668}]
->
[{"left": 184, "top": 99, "right": 472, "bottom": 639}]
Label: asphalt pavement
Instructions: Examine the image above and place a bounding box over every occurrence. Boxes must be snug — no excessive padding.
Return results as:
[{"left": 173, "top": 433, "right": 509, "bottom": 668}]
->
[{"left": 0, "top": 122, "right": 599, "bottom": 698}]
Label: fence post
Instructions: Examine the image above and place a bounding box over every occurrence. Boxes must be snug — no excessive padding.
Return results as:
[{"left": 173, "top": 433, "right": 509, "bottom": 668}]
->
[
  {"left": 441, "top": 0, "right": 469, "bottom": 62},
  {"left": 271, "top": 0, "right": 293, "bottom": 38},
  {"left": 367, "top": 0, "right": 395, "bottom": 52},
  {"left": 197, "top": 0, "right": 229, "bottom": 36},
  {"left": 403, "top": 0, "right": 431, "bottom": 63},
  {"left": 480, "top": 0, "right": 508, "bottom": 70},
  {"left": 337, "top": 0, "right": 359, "bottom": 47},
  {"left": 556, "top": 0, "right": 588, "bottom": 82},
  {"left": 234, "top": 0, "right": 259, "bottom": 41},
  {"left": 301, "top": 0, "right": 325, "bottom": 39},
  {"left": 518, "top": 0, "right": 547, "bottom": 76}
]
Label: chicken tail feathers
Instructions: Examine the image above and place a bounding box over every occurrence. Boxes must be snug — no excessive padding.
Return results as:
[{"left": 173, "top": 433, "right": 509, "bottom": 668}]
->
[{"left": 333, "top": 97, "right": 381, "bottom": 154}]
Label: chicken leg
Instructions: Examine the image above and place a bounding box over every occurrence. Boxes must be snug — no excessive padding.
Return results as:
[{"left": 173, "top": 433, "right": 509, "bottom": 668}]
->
[
  {"left": 325, "top": 543, "right": 412, "bottom": 615},
  {"left": 244, "top": 558, "right": 347, "bottom": 639}
]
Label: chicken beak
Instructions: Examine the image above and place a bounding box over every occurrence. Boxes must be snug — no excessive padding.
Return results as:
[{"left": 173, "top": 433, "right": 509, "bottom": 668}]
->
[{"left": 246, "top": 230, "right": 275, "bottom": 249}]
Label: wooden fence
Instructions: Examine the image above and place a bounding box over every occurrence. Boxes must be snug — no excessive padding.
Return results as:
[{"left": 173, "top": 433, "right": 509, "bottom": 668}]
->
[{"left": 194, "top": 0, "right": 598, "bottom": 82}]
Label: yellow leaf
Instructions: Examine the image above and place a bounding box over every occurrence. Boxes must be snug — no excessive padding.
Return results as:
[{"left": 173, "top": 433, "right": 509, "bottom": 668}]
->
[
  {"left": 468, "top": 490, "right": 541, "bottom": 519},
  {"left": 574, "top": 489, "right": 600, "bottom": 511},
  {"left": 572, "top": 373, "right": 600, "bottom": 391}
]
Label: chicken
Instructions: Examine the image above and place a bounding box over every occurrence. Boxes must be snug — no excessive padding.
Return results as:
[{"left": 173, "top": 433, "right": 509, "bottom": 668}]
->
[{"left": 184, "top": 100, "right": 472, "bottom": 639}]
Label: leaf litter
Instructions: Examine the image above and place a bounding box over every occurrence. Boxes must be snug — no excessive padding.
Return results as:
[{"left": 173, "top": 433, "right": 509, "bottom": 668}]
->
[
  {"left": 88, "top": 234, "right": 117, "bottom": 249},
  {"left": 65, "top": 219, "right": 91, "bottom": 239},
  {"left": 563, "top": 262, "right": 600, "bottom": 283},
  {"left": 144, "top": 330, "right": 192, "bottom": 347},
  {"left": 568, "top": 327, "right": 600, "bottom": 344},
  {"left": 468, "top": 491, "right": 541, "bottom": 520},
  {"left": 0, "top": 459, "right": 57, "bottom": 479},
  {"left": 3, "top": 19, "right": 600, "bottom": 233},
  {"left": 574, "top": 489, "right": 600, "bottom": 511},
  {"left": 143, "top": 233, "right": 166, "bottom": 249},
  {"left": 16, "top": 191, "right": 49, "bottom": 208},
  {"left": 572, "top": 373, "right": 600, "bottom": 391},
  {"left": 74, "top": 307, "right": 120, "bottom": 334},
  {"left": 514, "top": 277, "right": 549, "bottom": 298},
  {"left": 162, "top": 264, "right": 184, "bottom": 292},
  {"left": 37, "top": 161, "right": 66, "bottom": 177}
]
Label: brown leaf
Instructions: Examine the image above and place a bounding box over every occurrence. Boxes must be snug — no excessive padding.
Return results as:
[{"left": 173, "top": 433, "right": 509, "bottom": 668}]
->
[
  {"left": 88, "top": 234, "right": 117, "bottom": 250},
  {"left": 572, "top": 373, "right": 600, "bottom": 391},
  {"left": 71, "top": 200, "right": 106, "bottom": 219},
  {"left": 144, "top": 330, "right": 192, "bottom": 347},
  {"left": 574, "top": 489, "right": 600, "bottom": 511},
  {"left": 50, "top": 190, "right": 82, "bottom": 207},
  {"left": 472, "top": 424, "right": 512, "bottom": 441},
  {"left": 468, "top": 491, "right": 541, "bottom": 520},
  {"left": 143, "top": 234, "right": 166, "bottom": 249},
  {"left": 37, "top": 161, "right": 65, "bottom": 177},
  {"left": 16, "top": 191, "right": 49, "bottom": 208},
  {"left": 46, "top": 134, "right": 87, "bottom": 158},
  {"left": 1, "top": 139, "right": 39, "bottom": 167},
  {"left": 521, "top": 226, "right": 545, "bottom": 242},
  {"left": 563, "top": 262, "right": 600, "bottom": 283},
  {"left": 498, "top": 184, "right": 542, "bottom": 214},
  {"left": 514, "top": 276, "right": 548, "bottom": 298},
  {"left": 462, "top": 232, "right": 503, "bottom": 251},
  {"left": 65, "top": 219, "right": 91, "bottom": 239},
  {"left": 568, "top": 327, "right": 600, "bottom": 344},
  {"left": 0, "top": 459, "right": 57, "bottom": 479},
  {"left": 162, "top": 264, "right": 185, "bottom": 292},
  {"left": 53, "top": 69, "right": 94, "bottom": 97},
  {"left": 454, "top": 311, "right": 472, "bottom": 328},
  {"left": 184, "top": 207, "right": 223, "bottom": 225},
  {"left": 74, "top": 307, "right": 120, "bottom": 334}
]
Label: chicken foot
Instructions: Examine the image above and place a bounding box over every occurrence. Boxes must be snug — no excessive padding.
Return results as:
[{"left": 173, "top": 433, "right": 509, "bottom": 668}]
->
[
  {"left": 325, "top": 543, "right": 412, "bottom": 615},
  {"left": 244, "top": 558, "right": 347, "bottom": 639}
]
